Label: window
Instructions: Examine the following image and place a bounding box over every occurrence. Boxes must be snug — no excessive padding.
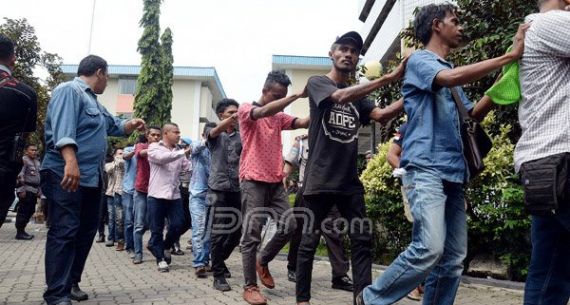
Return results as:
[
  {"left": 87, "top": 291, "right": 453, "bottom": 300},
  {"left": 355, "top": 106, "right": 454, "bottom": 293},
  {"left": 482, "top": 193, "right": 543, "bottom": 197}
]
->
[{"left": 119, "top": 78, "right": 137, "bottom": 95}]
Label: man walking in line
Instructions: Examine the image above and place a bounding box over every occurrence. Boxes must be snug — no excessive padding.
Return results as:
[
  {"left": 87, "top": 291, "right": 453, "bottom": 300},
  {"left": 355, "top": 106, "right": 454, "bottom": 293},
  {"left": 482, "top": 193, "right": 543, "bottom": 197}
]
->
[
  {"left": 238, "top": 71, "right": 309, "bottom": 305},
  {"left": 132, "top": 126, "right": 161, "bottom": 264},
  {"left": 122, "top": 142, "right": 138, "bottom": 258},
  {"left": 295, "top": 31, "right": 406, "bottom": 305},
  {"left": 516, "top": 1, "right": 570, "bottom": 304},
  {"left": 40, "top": 55, "right": 145, "bottom": 305},
  {"left": 0, "top": 34, "right": 37, "bottom": 228},
  {"left": 206, "top": 99, "right": 242, "bottom": 292},
  {"left": 359, "top": 3, "right": 527, "bottom": 304},
  {"left": 14, "top": 143, "right": 41, "bottom": 240},
  {"left": 147, "top": 123, "right": 190, "bottom": 273},
  {"left": 104, "top": 148, "right": 125, "bottom": 251}
]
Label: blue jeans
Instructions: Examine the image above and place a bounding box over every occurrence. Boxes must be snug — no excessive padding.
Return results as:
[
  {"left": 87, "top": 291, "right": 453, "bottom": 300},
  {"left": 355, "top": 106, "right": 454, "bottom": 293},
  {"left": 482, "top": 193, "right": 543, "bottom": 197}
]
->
[
  {"left": 40, "top": 170, "right": 101, "bottom": 305},
  {"left": 363, "top": 169, "right": 467, "bottom": 305},
  {"left": 190, "top": 192, "right": 211, "bottom": 267},
  {"left": 106, "top": 194, "right": 124, "bottom": 242},
  {"left": 147, "top": 196, "right": 184, "bottom": 263},
  {"left": 133, "top": 191, "right": 148, "bottom": 258},
  {"left": 122, "top": 192, "right": 135, "bottom": 251},
  {"left": 523, "top": 204, "right": 570, "bottom": 305}
]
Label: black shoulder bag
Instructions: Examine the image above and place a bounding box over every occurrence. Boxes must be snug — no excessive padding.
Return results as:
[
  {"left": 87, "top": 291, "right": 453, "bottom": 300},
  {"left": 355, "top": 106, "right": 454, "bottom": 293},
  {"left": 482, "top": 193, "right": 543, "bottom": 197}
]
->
[{"left": 450, "top": 88, "right": 493, "bottom": 180}]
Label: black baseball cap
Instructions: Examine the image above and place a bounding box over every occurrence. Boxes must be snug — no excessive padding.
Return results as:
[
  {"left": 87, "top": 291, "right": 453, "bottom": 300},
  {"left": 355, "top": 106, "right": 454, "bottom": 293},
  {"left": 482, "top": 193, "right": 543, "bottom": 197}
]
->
[{"left": 334, "top": 31, "right": 364, "bottom": 52}]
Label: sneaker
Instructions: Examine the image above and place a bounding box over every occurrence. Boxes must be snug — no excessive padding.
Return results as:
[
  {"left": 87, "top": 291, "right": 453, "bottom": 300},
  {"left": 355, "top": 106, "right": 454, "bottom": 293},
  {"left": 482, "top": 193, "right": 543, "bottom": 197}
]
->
[
  {"left": 331, "top": 275, "right": 353, "bottom": 292},
  {"left": 195, "top": 266, "right": 208, "bottom": 278},
  {"left": 213, "top": 276, "right": 231, "bottom": 292},
  {"left": 115, "top": 241, "right": 125, "bottom": 251},
  {"left": 126, "top": 250, "right": 135, "bottom": 259},
  {"left": 287, "top": 270, "right": 296, "bottom": 282},
  {"left": 132, "top": 255, "right": 143, "bottom": 265},
  {"left": 70, "top": 283, "right": 89, "bottom": 301},
  {"left": 163, "top": 250, "right": 172, "bottom": 265},
  {"left": 95, "top": 235, "right": 105, "bottom": 243},
  {"left": 243, "top": 285, "right": 267, "bottom": 305},
  {"left": 157, "top": 260, "right": 169, "bottom": 272},
  {"left": 105, "top": 240, "right": 114, "bottom": 247},
  {"left": 171, "top": 247, "right": 184, "bottom": 256},
  {"left": 255, "top": 260, "right": 275, "bottom": 289}
]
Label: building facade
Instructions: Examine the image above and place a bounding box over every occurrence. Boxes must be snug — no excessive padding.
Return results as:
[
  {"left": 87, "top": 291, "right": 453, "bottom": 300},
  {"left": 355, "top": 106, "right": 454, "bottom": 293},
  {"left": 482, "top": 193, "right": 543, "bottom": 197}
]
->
[{"left": 61, "top": 64, "right": 226, "bottom": 140}]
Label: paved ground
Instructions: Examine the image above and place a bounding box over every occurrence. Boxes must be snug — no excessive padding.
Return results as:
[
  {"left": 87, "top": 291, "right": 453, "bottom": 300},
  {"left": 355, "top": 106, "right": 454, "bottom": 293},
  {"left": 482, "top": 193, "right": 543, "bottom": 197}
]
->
[{"left": 0, "top": 217, "right": 526, "bottom": 305}]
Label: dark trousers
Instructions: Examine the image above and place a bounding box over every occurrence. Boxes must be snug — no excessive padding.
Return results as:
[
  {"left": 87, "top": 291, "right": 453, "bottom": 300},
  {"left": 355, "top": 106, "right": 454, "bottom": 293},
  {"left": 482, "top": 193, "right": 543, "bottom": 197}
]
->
[
  {"left": 287, "top": 190, "right": 349, "bottom": 280},
  {"left": 296, "top": 193, "right": 372, "bottom": 304},
  {"left": 15, "top": 191, "right": 37, "bottom": 231},
  {"left": 175, "top": 185, "right": 192, "bottom": 245},
  {"left": 209, "top": 189, "right": 242, "bottom": 278},
  {"left": 524, "top": 203, "right": 570, "bottom": 305},
  {"left": 147, "top": 196, "right": 184, "bottom": 263},
  {"left": 0, "top": 162, "right": 21, "bottom": 228},
  {"left": 97, "top": 190, "right": 108, "bottom": 237},
  {"left": 240, "top": 180, "right": 297, "bottom": 286},
  {"left": 40, "top": 170, "right": 101, "bottom": 305}
]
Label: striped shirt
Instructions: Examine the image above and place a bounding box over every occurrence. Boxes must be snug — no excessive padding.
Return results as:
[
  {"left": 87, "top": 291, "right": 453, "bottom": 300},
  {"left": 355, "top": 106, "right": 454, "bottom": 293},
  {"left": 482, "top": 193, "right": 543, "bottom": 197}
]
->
[{"left": 515, "top": 10, "right": 570, "bottom": 172}]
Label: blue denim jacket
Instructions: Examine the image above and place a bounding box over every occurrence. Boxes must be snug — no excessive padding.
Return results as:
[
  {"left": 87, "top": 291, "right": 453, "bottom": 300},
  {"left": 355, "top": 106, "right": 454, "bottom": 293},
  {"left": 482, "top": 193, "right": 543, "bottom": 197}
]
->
[
  {"left": 400, "top": 50, "right": 474, "bottom": 183},
  {"left": 41, "top": 77, "right": 126, "bottom": 187},
  {"left": 189, "top": 140, "right": 211, "bottom": 196}
]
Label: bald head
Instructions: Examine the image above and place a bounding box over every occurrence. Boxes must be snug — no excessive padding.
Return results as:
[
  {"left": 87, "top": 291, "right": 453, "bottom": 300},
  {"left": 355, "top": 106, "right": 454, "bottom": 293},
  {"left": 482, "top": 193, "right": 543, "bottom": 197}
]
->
[{"left": 162, "top": 122, "right": 181, "bottom": 147}]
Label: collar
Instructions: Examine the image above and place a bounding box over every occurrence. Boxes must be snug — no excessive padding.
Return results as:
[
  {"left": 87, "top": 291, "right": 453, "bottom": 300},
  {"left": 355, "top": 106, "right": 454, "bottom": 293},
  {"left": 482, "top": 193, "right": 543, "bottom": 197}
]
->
[
  {"left": 423, "top": 49, "right": 454, "bottom": 68},
  {"left": 0, "top": 64, "right": 12, "bottom": 75},
  {"left": 73, "top": 77, "right": 95, "bottom": 93}
]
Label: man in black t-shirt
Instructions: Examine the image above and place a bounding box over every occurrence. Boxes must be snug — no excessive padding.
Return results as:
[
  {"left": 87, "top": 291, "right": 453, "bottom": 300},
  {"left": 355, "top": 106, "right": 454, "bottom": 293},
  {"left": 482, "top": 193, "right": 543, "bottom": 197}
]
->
[
  {"left": 295, "top": 31, "right": 406, "bottom": 305},
  {"left": 0, "top": 34, "right": 38, "bottom": 228}
]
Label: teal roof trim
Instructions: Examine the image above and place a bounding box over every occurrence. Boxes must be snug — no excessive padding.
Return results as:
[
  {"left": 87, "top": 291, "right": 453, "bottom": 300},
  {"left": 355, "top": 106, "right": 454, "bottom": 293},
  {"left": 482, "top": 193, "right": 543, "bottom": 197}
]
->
[{"left": 272, "top": 55, "right": 331, "bottom": 67}]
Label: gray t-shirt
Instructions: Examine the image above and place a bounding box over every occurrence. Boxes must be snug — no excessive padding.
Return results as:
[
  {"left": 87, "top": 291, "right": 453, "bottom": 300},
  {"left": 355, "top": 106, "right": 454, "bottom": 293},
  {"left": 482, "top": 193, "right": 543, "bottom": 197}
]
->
[{"left": 206, "top": 126, "right": 242, "bottom": 192}]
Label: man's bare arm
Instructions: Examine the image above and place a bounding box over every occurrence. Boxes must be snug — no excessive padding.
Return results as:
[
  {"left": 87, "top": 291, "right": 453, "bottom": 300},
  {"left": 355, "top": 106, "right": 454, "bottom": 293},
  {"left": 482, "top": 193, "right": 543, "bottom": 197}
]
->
[{"left": 369, "top": 98, "right": 404, "bottom": 124}]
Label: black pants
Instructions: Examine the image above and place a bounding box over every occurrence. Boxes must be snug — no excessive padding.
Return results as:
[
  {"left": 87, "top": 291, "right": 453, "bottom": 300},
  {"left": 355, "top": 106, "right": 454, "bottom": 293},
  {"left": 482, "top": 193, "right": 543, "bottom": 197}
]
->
[
  {"left": 15, "top": 190, "right": 37, "bottom": 231},
  {"left": 296, "top": 193, "right": 372, "bottom": 304},
  {"left": 97, "top": 189, "right": 107, "bottom": 237},
  {"left": 287, "top": 190, "right": 349, "bottom": 280},
  {"left": 0, "top": 162, "right": 22, "bottom": 228},
  {"left": 41, "top": 170, "right": 101, "bottom": 305},
  {"left": 209, "top": 189, "right": 242, "bottom": 278},
  {"left": 179, "top": 185, "right": 192, "bottom": 238}
]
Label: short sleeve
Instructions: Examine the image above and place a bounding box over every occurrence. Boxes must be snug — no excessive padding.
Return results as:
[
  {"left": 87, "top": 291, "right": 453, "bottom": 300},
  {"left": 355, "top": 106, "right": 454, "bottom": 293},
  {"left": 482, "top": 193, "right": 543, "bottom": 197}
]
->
[
  {"left": 238, "top": 103, "right": 256, "bottom": 125},
  {"left": 358, "top": 99, "right": 375, "bottom": 126},
  {"left": 307, "top": 76, "right": 338, "bottom": 107},
  {"left": 406, "top": 52, "right": 449, "bottom": 93},
  {"left": 276, "top": 112, "right": 297, "bottom": 131}
]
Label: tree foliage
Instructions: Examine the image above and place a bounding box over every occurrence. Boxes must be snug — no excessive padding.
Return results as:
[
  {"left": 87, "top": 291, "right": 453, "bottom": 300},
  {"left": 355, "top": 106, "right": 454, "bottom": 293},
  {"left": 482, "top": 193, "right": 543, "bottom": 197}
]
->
[
  {"left": 132, "top": 0, "right": 174, "bottom": 134},
  {"left": 0, "top": 18, "right": 64, "bottom": 151}
]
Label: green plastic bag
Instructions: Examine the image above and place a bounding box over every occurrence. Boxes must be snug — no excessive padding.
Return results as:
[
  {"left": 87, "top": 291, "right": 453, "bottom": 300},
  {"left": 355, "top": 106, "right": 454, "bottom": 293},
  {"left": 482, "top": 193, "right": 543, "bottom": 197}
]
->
[{"left": 485, "top": 47, "right": 521, "bottom": 105}]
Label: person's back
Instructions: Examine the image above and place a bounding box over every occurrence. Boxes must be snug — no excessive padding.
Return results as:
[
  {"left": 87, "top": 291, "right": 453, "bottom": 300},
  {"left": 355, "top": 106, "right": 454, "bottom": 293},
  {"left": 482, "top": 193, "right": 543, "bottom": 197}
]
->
[{"left": 516, "top": 9, "right": 570, "bottom": 171}]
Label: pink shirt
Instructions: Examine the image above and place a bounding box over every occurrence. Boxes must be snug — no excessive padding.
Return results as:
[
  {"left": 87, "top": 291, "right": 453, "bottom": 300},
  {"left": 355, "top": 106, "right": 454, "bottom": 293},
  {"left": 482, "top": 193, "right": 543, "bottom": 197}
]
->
[
  {"left": 238, "top": 102, "right": 296, "bottom": 183},
  {"left": 147, "top": 141, "right": 190, "bottom": 200}
]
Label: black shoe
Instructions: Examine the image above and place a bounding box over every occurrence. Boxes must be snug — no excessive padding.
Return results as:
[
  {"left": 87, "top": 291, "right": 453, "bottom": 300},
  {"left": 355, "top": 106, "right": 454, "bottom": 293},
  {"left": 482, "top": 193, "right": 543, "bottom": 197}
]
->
[
  {"left": 213, "top": 276, "right": 231, "bottom": 291},
  {"left": 223, "top": 268, "right": 232, "bottom": 279},
  {"left": 95, "top": 235, "right": 105, "bottom": 243},
  {"left": 163, "top": 250, "right": 172, "bottom": 265},
  {"left": 287, "top": 270, "right": 296, "bottom": 282},
  {"left": 15, "top": 231, "right": 34, "bottom": 240},
  {"left": 332, "top": 275, "right": 353, "bottom": 292},
  {"left": 70, "top": 283, "right": 89, "bottom": 301},
  {"left": 171, "top": 247, "right": 184, "bottom": 256}
]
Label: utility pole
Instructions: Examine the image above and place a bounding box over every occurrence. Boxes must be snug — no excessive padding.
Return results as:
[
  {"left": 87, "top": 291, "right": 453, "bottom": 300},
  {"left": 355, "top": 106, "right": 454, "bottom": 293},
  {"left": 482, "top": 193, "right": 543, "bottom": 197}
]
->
[{"left": 87, "top": 0, "right": 97, "bottom": 54}]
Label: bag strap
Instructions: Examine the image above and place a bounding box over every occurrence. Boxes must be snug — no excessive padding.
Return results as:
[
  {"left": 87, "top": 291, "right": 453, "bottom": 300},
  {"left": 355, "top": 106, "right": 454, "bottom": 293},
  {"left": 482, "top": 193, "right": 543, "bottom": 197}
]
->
[{"left": 450, "top": 87, "right": 471, "bottom": 123}]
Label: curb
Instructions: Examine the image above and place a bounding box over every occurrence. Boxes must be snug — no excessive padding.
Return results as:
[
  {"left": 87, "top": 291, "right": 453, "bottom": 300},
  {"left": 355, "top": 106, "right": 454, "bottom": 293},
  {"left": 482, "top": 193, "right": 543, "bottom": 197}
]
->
[{"left": 275, "top": 253, "right": 525, "bottom": 291}]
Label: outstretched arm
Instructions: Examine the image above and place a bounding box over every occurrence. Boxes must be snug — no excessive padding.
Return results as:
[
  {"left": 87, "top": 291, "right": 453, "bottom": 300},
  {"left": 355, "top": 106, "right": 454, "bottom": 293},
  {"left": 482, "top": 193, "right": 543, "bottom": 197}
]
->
[
  {"left": 251, "top": 88, "right": 307, "bottom": 120},
  {"left": 209, "top": 114, "right": 237, "bottom": 139},
  {"left": 369, "top": 98, "right": 404, "bottom": 124}
]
